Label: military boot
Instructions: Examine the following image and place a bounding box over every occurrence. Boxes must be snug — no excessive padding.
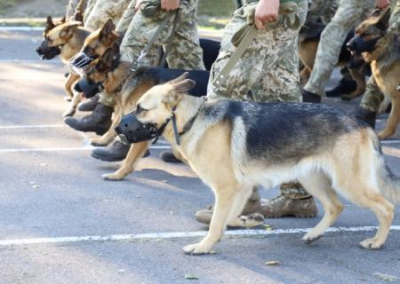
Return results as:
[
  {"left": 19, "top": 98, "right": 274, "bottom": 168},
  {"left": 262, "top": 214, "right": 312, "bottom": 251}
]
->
[
  {"left": 260, "top": 196, "right": 318, "bottom": 218},
  {"left": 160, "top": 151, "right": 182, "bottom": 163},
  {"left": 64, "top": 102, "right": 113, "bottom": 135},
  {"left": 195, "top": 198, "right": 261, "bottom": 225},
  {"left": 353, "top": 107, "right": 376, "bottom": 129},
  {"left": 326, "top": 78, "right": 357, "bottom": 98},
  {"left": 91, "top": 139, "right": 150, "bottom": 162},
  {"left": 78, "top": 95, "right": 99, "bottom": 112},
  {"left": 302, "top": 89, "right": 321, "bottom": 103}
]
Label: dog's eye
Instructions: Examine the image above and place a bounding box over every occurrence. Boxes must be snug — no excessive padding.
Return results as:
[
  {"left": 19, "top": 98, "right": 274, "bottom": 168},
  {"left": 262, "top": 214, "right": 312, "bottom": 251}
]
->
[{"left": 136, "top": 104, "right": 148, "bottom": 115}]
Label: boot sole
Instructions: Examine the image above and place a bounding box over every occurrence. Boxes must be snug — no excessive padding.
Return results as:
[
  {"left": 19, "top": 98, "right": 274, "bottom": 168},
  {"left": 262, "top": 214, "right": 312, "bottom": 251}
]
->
[{"left": 91, "top": 151, "right": 126, "bottom": 162}]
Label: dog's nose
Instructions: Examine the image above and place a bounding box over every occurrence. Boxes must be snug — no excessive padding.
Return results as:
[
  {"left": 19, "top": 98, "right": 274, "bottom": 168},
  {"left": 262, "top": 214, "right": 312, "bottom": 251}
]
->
[{"left": 346, "top": 38, "right": 357, "bottom": 52}]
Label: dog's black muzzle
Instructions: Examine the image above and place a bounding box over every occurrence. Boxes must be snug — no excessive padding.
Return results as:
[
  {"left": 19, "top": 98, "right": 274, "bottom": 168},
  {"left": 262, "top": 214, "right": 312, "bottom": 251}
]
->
[
  {"left": 115, "top": 113, "right": 160, "bottom": 144},
  {"left": 36, "top": 42, "right": 61, "bottom": 60},
  {"left": 346, "top": 36, "right": 380, "bottom": 55},
  {"left": 74, "top": 78, "right": 102, "bottom": 98}
]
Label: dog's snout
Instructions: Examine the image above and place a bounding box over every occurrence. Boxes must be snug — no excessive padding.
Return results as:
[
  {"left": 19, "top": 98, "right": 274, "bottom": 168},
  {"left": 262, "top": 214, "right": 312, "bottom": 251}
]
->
[{"left": 346, "top": 38, "right": 357, "bottom": 52}]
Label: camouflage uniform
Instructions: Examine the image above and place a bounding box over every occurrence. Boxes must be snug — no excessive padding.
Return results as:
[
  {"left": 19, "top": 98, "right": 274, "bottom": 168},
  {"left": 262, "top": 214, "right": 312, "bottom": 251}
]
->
[
  {"left": 120, "top": 0, "right": 205, "bottom": 70},
  {"left": 116, "top": 0, "right": 137, "bottom": 33},
  {"left": 84, "top": 0, "right": 98, "bottom": 21},
  {"left": 304, "top": 0, "right": 375, "bottom": 97},
  {"left": 206, "top": 0, "right": 311, "bottom": 200},
  {"left": 84, "top": 0, "right": 131, "bottom": 31},
  {"left": 66, "top": 0, "right": 80, "bottom": 20},
  {"left": 360, "top": 0, "right": 400, "bottom": 112}
]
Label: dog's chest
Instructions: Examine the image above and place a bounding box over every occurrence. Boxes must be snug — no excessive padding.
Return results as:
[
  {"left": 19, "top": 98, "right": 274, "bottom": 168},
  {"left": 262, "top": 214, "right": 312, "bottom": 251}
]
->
[{"left": 371, "top": 61, "right": 399, "bottom": 97}]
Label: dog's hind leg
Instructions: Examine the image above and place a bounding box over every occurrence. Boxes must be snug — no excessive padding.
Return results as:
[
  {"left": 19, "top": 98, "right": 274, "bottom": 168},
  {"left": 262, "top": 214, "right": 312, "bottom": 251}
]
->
[
  {"left": 378, "top": 98, "right": 400, "bottom": 139},
  {"left": 298, "top": 172, "right": 343, "bottom": 244},
  {"left": 183, "top": 183, "right": 241, "bottom": 255},
  {"left": 226, "top": 186, "right": 264, "bottom": 228}
]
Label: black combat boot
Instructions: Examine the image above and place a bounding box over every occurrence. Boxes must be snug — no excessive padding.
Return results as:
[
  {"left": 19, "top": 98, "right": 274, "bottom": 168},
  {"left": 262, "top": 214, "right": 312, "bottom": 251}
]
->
[
  {"left": 64, "top": 102, "right": 113, "bottom": 135},
  {"left": 160, "top": 151, "right": 182, "bottom": 163},
  {"left": 78, "top": 95, "right": 99, "bottom": 112},
  {"left": 302, "top": 89, "right": 321, "bottom": 103},
  {"left": 353, "top": 107, "right": 376, "bottom": 129},
  {"left": 91, "top": 139, "right": 151, "bottom": 162},
  {"left": 326, "top": 78, "right": 357, "bottom": 97}
]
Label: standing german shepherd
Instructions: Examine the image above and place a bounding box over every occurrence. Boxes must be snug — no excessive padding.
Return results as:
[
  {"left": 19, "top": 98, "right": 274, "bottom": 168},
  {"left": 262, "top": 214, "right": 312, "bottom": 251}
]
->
[
  {"left": 82, "top": 47, "right": 209, "bottom": 180},
  {"left": 128, "top": 74, "right": 400, "bottom": 255},
  {"left": 36, "top": 2, "right": 91, "bottom": 117},
  {"left": 348, "top": 8, "right": 400, "bottom": 139}
]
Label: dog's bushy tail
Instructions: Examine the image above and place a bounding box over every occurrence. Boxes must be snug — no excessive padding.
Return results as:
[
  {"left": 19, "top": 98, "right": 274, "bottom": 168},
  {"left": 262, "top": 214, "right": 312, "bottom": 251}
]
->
[{"left": 373, "top": 136, "right": 400, "bottom": 204}]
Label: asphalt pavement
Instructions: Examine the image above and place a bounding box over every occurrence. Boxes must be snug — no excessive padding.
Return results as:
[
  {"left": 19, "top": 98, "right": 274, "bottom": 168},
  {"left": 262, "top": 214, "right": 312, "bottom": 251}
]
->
[{"left": 0, "top": 28, "right": 400, "bottom": 284}]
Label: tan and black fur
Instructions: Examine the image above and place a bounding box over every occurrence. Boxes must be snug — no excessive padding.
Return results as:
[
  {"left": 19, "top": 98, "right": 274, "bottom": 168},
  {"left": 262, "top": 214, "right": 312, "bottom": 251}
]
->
[
  {"left": 84, "top": 48, "right": 208, "bottom": 181},
  {"left": 132, "top": 74, "right": 400, "bottom": 255},
  {"left": 353, "top": 8, "right": 400, "bottom": 139},
  {"left": 36, "top": 2, "right": 90, "bottom": 117}
]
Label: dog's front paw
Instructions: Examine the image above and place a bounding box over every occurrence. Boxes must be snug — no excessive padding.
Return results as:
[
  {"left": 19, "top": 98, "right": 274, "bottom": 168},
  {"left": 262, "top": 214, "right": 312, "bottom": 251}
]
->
[
  {"left": 63, "top": 108, "right": 76, "bottom": 117},
  {"left": 183, "top": 243, "right": 215, "bottom": 255},
  {"left": 64, "top": 96, "right": 72, "bottom": 102},
  {"left": 102, "top": 173, "right": 125, "bottom": 181},
  {"left": 91, "top": 138, "right": 108, "bottom": 147},
  {"left": 359, "top": 237, "right": 384, "bottom": 250},
  {"left": 302, "top": 233, "right": 321, "bottom": 244},
  {"left": 378, "top": 129, "right": 395, "bottom": 140}
]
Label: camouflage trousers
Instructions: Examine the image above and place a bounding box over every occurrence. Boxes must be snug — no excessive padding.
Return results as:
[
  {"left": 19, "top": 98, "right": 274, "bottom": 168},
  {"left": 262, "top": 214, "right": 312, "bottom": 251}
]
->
[
  {"left": 120, "top": 0, "right": 205, "bottom": 70},
  {"left": 66, "top": 0, "right": 81, "bottom": 20},
  {"left": 207, "top": 0, "right": 311, "bottom": 200},
  {"left": 304, "top": 0, "right": 375, "bottom": 96},
  {"left": 207, "top": 0, "right": 307, "bottom": 102},
  {"left": 84, "top": 0, "right": 131, "bottom": 31}
]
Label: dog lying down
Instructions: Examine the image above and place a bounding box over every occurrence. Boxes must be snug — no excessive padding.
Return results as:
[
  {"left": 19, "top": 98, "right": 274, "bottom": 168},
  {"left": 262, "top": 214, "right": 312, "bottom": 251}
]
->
[{"left": 117, "top": 73, "right": 400, "bottom": 255}]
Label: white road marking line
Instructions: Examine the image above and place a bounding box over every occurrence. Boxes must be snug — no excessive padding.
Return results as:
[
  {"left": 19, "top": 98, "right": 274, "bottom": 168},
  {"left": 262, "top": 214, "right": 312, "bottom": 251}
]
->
[
  {"left": 1, "top": 225, "right": 399, "bottom": 246},
  {"left": 0, "top": 145, "right": 171, "bottom": 153},
  {"left": 0, "top": 26, "right": 44, "bottom": 31},
  {"left": 0, "top": 125, "right": 65, "bottom": 129}
]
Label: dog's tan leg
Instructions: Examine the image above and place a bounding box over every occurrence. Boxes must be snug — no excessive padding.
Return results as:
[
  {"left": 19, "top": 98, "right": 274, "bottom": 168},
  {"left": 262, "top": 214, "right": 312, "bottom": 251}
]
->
[
  {"left": 102, "top": 141, "right": 150, "bottom": 181},
  {"left": 91, "top": 105, "right": 121, "bottom": 146},
  {"left": 226, "top": 186, "right": 264, "bottom": 228},
  {"left": 183, "top": 184, "right": 240, "bottom": 255},
  {"left": 298, "top": 173, "right": 343, "bottom": 243},
  {"left": 378, "top": 98, "right": 400, "bottom": 139},
  {"left": 63, "top": 73, "right": 76, "bottom": 101},
  {"left": 63, "top": 74, "right": 82, "bottom": 117}
]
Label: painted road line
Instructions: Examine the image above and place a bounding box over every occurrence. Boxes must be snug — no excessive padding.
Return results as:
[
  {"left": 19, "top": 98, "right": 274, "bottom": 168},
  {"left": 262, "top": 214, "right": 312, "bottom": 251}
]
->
[
  {"left": 0, "top": 145, "right": 171, "bottom": 153},
  {"left": 0, "top": 225, "right": 399, "bottom": 246},
  {"left": 0, "top": 125, "right": 65, "bottom": 129}
]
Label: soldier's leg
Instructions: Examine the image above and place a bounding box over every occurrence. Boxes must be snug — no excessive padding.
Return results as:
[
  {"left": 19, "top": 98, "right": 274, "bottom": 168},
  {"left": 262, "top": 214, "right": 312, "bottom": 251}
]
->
[
  {"left": 66, "top": 0, "right": 80, "bottom": 20},
  {"left": 116, "top": 0, "right": 137, "bottom": 34},
  {"left": 84, "top": 0, "right": 130, "bottom": 31},
  {"left": 165, "top": 0, "right": 205, "bottom": 70},
  {"left": 303, "top": 0, "right": 375, "bottom": 99},
  {"left": 84, "top": 0, "right": 97, "bottom": 21}
]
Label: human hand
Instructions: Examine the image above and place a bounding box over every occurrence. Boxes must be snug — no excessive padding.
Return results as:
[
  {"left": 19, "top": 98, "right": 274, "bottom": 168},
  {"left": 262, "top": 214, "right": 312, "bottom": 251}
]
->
[
  {"left": 375, "top": 0, "right": 390, "bottom": 9},
  {"left": 161, "top": 0, "right": 180, "bottom": 11},
  {"left": 254, "top": 0, "right": 280, "bottom": 29}
]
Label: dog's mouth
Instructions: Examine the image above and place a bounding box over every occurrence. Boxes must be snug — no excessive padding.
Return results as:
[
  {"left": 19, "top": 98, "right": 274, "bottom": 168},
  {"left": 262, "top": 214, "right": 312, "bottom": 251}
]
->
[
  {"left": 346, "top": 36, "right": 381, "bottom": 55},
  {"left": 74, "top": 78, "right": 103, "bottom": 98},
  {"left": 68, "top": 52, "right": 97, "bottom": 75},
  {"left": 36, "top": 45, "right": 61, "bottom": 60},
  {"left": 115, "top": 112, "right": 159, "bottom": 144}
]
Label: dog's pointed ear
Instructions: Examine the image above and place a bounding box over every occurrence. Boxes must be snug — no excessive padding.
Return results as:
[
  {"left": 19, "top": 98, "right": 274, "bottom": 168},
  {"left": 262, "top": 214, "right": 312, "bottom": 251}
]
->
[
  {"left": 111, "top": 42, "right": 120, "bottom": 55},
  {"left": 169, "top": 72, "right": 189, "bottom": 85},
  {"left": 96, "top": 47, "right": 114, "bottom": 72},
  {"left": 59, "top": 21, "right": 81, "bottom": 38},
  {"left": 73, "top": 10, "right": 84, "bottom": 22},
  {"left": 60, "top": 16, "right": 66, "bottom": 24},
  {"left": 173, "top": 79, "right": 196, "bottom": 94},
  {"left": 99, "top": 19, "right": 115, "bottom": 43},
  {"left": 46, "top": 16, "right": 55, "bottom": 30}
]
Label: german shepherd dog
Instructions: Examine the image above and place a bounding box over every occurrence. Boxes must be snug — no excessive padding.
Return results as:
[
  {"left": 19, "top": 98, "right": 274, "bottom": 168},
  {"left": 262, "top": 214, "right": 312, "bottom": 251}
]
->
[
  {"left": 82, "top": 47, "right": 209, "bottom": 180},
  {"left": 36, "top": 0, "right": 90, "bottom": 117},
  {"left": 299, "top": 14, "right": 367, "bottom": 100},
  {"left": 123, "top": 73, "right": 400, "bottom": 254},
  {"left": 348, "top": 8, "right": 400, "bottom": 139}
]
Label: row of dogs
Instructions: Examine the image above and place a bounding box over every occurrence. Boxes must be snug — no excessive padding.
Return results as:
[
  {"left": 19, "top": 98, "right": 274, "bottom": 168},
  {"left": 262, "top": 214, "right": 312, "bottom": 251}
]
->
[{"left": 35, "top": 6, "right": 400, "bottom": 254}]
